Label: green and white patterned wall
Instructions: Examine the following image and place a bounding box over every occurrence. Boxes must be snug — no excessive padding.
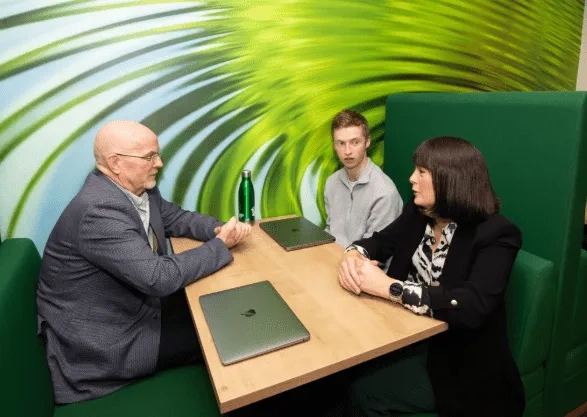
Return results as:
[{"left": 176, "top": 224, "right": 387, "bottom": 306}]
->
[{"left": 0, "top": 0, "right": 584, "bottom": 250}]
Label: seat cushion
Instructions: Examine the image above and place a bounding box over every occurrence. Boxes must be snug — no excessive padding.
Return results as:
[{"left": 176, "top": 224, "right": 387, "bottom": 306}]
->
[
  {"left": 562, "top": 251, "right": 587, "bottom": 414},
  {"left": 568, "top": 250, "right": 587, "bottom": 351},
  {"left": 566, "top": 343, "right": 587, "bottom": 379},
  {"left": 54, "top": 365, "right": 220, "bottom": 417},
  {"left": 562, "top": 365, "right": 587, "bottom": 415},
  {"left": 521, "top": 365, "right": 545, "bottom": 404}
]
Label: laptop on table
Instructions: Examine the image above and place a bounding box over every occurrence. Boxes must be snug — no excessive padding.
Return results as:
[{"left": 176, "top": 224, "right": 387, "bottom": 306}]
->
[
  {"left": 199, "top": 280, "right": 310, "bottom": 365},
  {"left": 260, "top": 216, "right": 335, "bottom": 251}
]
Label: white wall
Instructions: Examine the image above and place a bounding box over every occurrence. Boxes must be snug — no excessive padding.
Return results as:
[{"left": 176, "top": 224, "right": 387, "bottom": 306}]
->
[{"left": 577, "top": 3, "right": 587, "bottom": 90}]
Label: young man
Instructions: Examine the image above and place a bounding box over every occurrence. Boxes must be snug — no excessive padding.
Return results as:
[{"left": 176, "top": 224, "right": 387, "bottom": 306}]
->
[{"left": 324, "top": 109, "right": 403, "bottom": 249}]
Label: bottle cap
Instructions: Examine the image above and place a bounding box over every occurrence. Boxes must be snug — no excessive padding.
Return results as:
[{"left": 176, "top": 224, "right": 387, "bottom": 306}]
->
[{"left": 242, "top": 170, "right": 251, "bottom": 178}]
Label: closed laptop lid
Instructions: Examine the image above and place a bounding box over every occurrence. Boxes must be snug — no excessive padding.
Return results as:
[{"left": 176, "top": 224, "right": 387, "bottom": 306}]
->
[
  {"left": 260, "top": 216, "right": 335, "bottom": 251},
  {"left": 199, "top": 280, "right": 310, "bottom": 365}
]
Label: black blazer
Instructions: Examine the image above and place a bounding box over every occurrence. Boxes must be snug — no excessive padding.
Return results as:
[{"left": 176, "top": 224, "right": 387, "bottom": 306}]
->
[{"left": 354, "top": 199, "right": 525, "bottom": 417}]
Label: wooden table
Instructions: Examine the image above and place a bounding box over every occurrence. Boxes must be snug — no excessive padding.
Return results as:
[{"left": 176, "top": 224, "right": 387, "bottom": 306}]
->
[{"left": 171, "top": 217, "right": 448, "bottom": 414}]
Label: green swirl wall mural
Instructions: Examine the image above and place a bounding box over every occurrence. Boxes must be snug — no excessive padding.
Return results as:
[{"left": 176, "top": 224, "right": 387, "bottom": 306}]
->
[{"left": 0, "top": 0, "right": 584, "bottom": 250}]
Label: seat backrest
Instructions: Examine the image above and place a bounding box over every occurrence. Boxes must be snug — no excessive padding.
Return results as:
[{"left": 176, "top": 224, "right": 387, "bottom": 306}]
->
[
  {"left": 506, "top": 250, "right": 556, "bottom": 417},
  {"left": 0, "top": 238, "right": 54, "bottom": 416},
  {"left": 384, "top": 91, "right": 587, "bottom": 417},
  {"left": 506, "top": 250, "right": 555, "bottom": 374}
]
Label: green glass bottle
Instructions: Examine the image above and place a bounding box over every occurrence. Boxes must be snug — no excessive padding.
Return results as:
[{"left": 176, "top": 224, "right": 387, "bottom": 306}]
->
[{"left": 238, "top": 169, "right": 255, "bottom": 224}]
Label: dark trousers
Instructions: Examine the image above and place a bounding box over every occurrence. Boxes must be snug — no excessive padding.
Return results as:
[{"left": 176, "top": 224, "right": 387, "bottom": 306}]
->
[
  {"left": 226, "top": 371, "right": 350, "bottom": 417},
  {"left": 156, "top": 290, "right": 203, "bottom": 372},
  {"left": 227, "top": 343, "right": 434, "bottom": 417},
  {"left": 345, "top": 341, "right": 436, "bottom": 417}
]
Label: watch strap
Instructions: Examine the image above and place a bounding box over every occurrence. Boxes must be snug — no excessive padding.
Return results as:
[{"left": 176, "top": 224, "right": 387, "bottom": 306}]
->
[{"left": 344, "top": 244, "right": 370, "bottom": 259}]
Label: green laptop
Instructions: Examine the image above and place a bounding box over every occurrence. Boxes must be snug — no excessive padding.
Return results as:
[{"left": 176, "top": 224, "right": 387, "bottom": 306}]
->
[
  {"left": 260, "top": 216, "right": 335, "bottom": 251},
  {"left": 199, "top": 280, "right": 310, "bottom": 365}
]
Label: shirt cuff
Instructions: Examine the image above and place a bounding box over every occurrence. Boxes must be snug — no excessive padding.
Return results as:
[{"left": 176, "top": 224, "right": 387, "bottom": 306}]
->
[{"left": 401, "top": 281, "right": 433, "bottom": 316}]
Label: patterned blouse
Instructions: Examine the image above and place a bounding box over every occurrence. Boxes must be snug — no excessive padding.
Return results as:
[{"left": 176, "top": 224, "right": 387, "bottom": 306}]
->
[{"left": 402, "top": 221, "right": 457, "bottom": 316}]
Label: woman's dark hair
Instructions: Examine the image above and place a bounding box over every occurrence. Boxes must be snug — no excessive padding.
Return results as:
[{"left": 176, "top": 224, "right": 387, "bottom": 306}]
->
[{"left": 412, "top": 136, "right": 501, "bottom": 223}]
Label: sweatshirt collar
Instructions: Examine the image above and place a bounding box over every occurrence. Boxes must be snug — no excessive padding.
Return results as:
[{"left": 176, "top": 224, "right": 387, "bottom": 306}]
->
[{"left": 338, "top": 157, "right": 374, "bottom": 188}]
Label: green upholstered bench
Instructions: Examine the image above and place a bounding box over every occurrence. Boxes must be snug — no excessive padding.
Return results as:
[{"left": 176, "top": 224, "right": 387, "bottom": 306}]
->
[
  {"left": 390, "top": 250, "right": 555, "bottom": 417},
  {"left": 0, "top": 238, "right": 221, "bottom": 417},
  {"left": 54, "top": 366, "right": 219, "bottom": 417},
  {"left": 382, "top": 91, "right": 587, "bottom": 416}
]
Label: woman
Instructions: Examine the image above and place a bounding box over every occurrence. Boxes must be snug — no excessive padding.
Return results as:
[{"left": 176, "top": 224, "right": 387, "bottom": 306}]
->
[{"left": 338, "top": 136, "right": 525, "bottom": 417}]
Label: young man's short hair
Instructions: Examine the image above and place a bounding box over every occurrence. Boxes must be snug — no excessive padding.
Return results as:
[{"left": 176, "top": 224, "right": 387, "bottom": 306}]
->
[{"left": 331, "top": 109, "right": 370, "bottom": 140}]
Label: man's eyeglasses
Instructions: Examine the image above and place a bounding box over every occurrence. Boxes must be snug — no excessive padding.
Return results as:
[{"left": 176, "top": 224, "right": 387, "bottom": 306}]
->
[{"left": 115, "top": 153, "right": 162, "bottom": 162}]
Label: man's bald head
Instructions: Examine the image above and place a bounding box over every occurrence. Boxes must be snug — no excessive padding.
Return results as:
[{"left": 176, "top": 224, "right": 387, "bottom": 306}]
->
[
  {"left": 93, "top": 120, "right": 163, "bottom": 195},
  {"left": 94, "top": 120, "right": 157, "bottom": 169}
]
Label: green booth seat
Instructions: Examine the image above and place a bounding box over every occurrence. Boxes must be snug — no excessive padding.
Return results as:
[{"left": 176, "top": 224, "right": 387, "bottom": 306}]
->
[
  {"left": 54, "top": 366, "right": 219, "bottom": 417},
  {"left": 382, "top": 91, "right": 587, "bottom": 416},
  {"left": 0, "top": 237, "right": 221, "bottom": 417},
  {"left": 390, "top": 250, "right": 555, "bottom": 417}
]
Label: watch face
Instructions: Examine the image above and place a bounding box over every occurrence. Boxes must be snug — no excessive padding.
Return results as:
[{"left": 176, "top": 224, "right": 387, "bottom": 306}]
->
[{"left": 390, "top": 282, "right": 403, "bottom": 297}]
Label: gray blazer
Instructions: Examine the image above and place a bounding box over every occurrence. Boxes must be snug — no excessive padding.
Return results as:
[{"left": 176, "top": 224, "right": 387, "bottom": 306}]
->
[{"left": 37, "top": 171, "right": 233, "bottom": 404}]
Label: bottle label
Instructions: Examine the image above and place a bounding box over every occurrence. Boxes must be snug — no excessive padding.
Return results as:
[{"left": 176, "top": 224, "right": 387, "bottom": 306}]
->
[
  {"left": 238, "top": 174, "right": 255, "bottom": 223},
  {"left": 239, "top": 207, "right": 255, "bottom": 222}
]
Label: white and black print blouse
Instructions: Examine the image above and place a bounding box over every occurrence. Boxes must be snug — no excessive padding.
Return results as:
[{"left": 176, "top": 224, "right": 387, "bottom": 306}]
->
[{"left": 402, "top": 221, "right": 457, "bottom": 316}]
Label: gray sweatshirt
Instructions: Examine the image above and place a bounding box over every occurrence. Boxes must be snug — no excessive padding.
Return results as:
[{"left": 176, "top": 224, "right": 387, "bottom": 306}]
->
[{"left": 324, "top": 158, "right": 403, "bottom": 248}]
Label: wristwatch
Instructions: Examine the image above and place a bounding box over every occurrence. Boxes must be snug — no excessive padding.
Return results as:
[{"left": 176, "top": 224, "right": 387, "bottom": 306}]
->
[
  {"left": 344, "top": 244, "right": 370, "bottom": 259},
  {"left": 389, "top": 281, "right": 404, "bottom": 303}
]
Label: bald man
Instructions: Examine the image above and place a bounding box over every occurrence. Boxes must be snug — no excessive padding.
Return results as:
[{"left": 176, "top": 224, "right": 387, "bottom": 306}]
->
[{"left": 37, "top": 120, "right": 251, "bottom": 404}]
